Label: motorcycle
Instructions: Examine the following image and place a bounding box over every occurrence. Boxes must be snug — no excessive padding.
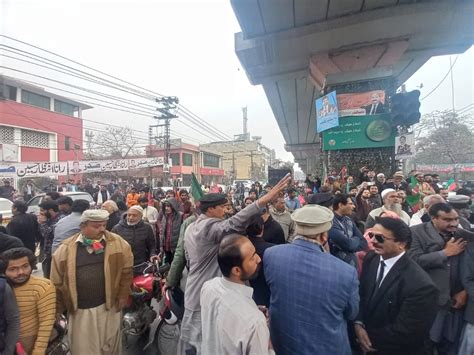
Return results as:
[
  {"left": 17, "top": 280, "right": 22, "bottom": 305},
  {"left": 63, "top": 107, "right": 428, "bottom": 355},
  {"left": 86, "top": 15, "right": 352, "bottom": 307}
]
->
[
  {"left": 145, "top": 283, "right": 184, "bottom": 354},
  {"left": 47, "top": 315, "right": 70, "bottom": 355},
  {"left": 122, "top": 260, "right": 184, "bottom": 354},
  {"left": 122, "top": 261, "right": 170, "bottom": 347}
]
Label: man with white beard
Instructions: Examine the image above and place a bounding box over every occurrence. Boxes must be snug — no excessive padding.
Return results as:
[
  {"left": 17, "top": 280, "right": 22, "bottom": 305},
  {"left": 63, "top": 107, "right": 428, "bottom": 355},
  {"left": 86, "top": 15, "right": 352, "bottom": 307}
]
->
[{"left": 365, "top": 189, "right": 411, "bottom": 228}]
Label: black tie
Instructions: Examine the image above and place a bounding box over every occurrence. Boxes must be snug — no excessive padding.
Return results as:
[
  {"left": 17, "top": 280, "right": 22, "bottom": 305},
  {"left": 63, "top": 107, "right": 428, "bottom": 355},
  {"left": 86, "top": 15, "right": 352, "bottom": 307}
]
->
[{"left": 376, "top": 260, "right": 386, "bottom": 288}]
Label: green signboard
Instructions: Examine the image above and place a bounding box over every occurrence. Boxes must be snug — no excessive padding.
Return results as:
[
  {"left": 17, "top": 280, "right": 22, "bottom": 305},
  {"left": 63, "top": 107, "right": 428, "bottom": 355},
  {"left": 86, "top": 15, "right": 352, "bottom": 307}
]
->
[{"left": 322, "top": 114, "right": 395, "bottom": 151}]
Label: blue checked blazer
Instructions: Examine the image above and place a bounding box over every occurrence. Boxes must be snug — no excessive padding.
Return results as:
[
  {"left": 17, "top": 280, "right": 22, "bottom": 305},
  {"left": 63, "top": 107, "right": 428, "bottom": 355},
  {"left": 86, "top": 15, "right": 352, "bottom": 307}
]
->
[{"left": 264, "top": 238, "right": 359, "bottom": 355}]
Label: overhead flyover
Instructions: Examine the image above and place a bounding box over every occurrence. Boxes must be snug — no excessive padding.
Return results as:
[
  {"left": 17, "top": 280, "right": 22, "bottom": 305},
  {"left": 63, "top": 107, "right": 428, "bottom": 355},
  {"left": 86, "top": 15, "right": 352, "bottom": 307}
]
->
[{"left": 231, "top": 0, "right": 474, "bottom": 173}]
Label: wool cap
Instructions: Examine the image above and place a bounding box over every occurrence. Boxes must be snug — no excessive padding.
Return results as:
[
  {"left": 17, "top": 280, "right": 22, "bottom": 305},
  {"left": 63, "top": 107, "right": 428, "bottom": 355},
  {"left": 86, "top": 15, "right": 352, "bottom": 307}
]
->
[
  {"left": 80, "top": 209, "right": 109, "bottom": 223},
  {"left": 129, "top": 205, "right": 144, "bottom": 215},
  {"left": 448, "top": 194, "right": 471, "bottom": 208},
  {"left": 291, "top": 205, "right": 334, "bottom": 236}
]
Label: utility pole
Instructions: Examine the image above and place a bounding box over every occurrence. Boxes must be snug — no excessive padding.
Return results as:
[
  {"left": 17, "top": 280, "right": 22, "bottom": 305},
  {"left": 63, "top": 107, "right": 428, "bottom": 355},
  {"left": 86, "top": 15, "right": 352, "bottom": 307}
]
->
[
  {"left": 250, "top": 151, "right": 254, "bottom": 180},
  {"left": 153, "top": 96, "right": 179, "bottom": 186},
  {"left": 449, "top": 56, "right": 455, "bottom": 115},
  {"left": 232, "top": 150, "right": 236, "bottom": 181},
  {"left": 85, "top": 130, "right": 94, "bottom": 158}
]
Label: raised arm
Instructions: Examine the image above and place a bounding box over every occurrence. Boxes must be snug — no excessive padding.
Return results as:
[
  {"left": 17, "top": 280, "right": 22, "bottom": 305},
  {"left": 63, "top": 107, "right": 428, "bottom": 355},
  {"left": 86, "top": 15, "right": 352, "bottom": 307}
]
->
[{"left": 210, "top": 174, "right": 292, "bottom": 243}]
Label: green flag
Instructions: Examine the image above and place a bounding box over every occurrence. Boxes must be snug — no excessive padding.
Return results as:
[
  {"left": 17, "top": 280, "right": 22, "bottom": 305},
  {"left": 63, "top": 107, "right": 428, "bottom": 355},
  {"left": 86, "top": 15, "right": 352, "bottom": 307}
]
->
[
  {"left": 406, "top": 176, "right": 421, "bottom": 207},
  {"left": 190, "top": 172, "right": 204, "bottom": 202}
]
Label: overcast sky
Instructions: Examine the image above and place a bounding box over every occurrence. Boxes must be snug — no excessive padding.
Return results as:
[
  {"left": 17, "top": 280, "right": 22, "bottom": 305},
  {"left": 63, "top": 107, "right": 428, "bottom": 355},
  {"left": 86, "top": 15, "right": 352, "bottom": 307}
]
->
[{"left": 2, "top": 0, "right": 473, "bottom": 164}]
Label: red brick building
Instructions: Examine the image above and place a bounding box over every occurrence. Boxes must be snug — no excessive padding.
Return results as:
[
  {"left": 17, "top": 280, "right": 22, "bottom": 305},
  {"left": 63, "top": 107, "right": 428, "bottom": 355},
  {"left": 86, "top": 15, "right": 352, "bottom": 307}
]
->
[
  {"left": 0, "top": 76, "right": 91, "bottom": 164},
  {"left": 147, "top": 139, "right": 224, "bottom": 186}
]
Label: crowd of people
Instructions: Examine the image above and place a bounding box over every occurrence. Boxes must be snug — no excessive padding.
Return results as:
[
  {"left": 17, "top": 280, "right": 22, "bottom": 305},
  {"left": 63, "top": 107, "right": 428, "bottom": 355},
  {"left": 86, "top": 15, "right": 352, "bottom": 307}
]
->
[{"left": 0, "top": 167, "right": 473, "bottom": 355}]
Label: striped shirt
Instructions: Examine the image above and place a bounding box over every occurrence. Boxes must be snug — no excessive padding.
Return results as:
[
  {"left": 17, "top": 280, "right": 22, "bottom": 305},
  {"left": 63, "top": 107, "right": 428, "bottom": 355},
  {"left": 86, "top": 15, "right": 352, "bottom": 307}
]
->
[{"left": 12, "top": 275, "right": 56, "bottom": 355}]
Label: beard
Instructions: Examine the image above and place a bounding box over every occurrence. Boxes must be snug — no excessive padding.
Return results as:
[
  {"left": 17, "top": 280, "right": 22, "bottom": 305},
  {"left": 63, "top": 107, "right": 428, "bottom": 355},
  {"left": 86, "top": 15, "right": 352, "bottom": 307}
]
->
[
  {"left": 10, "top": 274, "right": 31, "bottom": 286},
  {"left": 241, "top": 264, "right": 261, "bottom": 281},
  {"left": 386, "top": 203, "right": 403, "bottom": 215}
]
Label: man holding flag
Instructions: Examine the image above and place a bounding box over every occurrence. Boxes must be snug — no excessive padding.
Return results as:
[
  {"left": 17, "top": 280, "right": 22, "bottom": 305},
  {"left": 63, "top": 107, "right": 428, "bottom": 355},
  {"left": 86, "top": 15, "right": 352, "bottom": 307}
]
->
[
  {"left": 165, "top": 172, "right": 203, "bottom": 290},
  {"left": 407, "top": 172, "right": 435, "bottom": 212}
]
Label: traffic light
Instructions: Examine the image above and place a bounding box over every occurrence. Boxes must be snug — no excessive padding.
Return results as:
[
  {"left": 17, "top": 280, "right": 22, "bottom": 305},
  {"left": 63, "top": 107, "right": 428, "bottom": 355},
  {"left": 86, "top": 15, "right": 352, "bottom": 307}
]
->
[{"left": 389, "top": 90, "right": 421, "bottom": 126}]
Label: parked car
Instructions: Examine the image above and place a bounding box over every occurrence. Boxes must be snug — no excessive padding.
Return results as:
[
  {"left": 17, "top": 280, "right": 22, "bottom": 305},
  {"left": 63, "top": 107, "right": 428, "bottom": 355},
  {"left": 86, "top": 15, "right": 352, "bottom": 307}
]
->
[
  {"left": 0, "top": 198, "right": 13, "bottom": 226},
  {"left": 26, "top": 191, "right": 95, "bottom": 215}
]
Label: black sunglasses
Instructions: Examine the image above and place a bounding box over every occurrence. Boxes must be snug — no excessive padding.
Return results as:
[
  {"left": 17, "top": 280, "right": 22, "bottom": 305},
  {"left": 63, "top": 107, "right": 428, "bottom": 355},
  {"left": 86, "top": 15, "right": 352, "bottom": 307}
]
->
[{"left": 368, "top": 232, "right": 395, "bottom": 243}]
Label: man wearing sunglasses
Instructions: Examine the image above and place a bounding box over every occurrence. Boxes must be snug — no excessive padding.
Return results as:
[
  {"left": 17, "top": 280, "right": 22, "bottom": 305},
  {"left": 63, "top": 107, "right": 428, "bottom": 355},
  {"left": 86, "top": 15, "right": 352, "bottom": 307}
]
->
[
  {"left": 409, "top": 203, "right": 474, "bottom": 353},
  {"left": 355, "top": 217, "right": 438, "bottom": 354}
]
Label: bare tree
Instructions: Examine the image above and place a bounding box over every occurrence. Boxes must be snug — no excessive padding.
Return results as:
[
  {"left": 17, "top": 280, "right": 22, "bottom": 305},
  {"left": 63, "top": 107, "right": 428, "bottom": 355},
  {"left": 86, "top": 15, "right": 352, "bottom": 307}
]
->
[
  {"left": 84, "top": 127, "right": 143, "bottom": 159},
  {"left": 414, "top": 110, "right": 474, "bottom": 164}
]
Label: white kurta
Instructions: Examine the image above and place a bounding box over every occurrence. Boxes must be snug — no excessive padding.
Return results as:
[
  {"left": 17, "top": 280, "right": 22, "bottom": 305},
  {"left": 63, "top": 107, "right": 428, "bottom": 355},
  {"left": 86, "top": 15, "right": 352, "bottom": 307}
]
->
[
  {"left": 68, "top": 304, "right": 122, "bottom": 355},
  {"left": 142, "top": 205, "right": 159, "bottom": 233},
  {"left": 200, "top": 277, "right": 273, "bottom": 355}
]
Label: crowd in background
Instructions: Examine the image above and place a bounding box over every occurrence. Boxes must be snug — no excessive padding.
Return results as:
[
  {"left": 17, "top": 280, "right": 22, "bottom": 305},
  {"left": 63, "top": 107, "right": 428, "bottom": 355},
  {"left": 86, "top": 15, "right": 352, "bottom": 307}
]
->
[{"left": 0, "top": 166, "right": 473, "bottom": 354}]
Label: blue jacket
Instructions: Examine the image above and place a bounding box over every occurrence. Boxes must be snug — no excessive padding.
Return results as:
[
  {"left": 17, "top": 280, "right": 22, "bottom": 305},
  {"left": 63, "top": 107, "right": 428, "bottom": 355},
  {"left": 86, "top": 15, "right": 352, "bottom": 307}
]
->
[
  {"left": 285, "top": 197, "right": 301, "bottom": 211},
  {"left": 52, "top": 212, "right": 82, "bottom": 254},
  {"left": 264, "top": 238, "right": 359, "bottom": 355},
  {"left": 328, "top": 214, "right": 367, "bottom": 267}
]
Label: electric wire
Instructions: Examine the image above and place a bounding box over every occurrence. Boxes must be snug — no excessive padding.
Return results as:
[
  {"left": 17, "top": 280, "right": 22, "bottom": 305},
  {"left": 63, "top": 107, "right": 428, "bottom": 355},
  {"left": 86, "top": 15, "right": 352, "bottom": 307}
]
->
[
  {"left": 0, "top": 35, "right": 165, "bottom": 98},
  {"left": 0, "top": 37, "right": 234, "bottom": 140},
  {"left": 0, "top": 49, "right": 232, "bottom": 141},
  {"left": 420, "top": 56, "right": 459, "bottom": 101},
  {"left": 0, "top": 48, "right": 156, "bottom": 101},
  {"left": 1, "top": 65, "right": 231, "bottom": 142}
]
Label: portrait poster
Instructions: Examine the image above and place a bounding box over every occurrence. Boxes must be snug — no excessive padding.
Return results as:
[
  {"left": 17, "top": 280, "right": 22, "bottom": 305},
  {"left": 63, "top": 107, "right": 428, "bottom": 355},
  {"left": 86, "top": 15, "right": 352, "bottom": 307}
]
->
[
  {"left": 315, "top": 91, "right": 339, "bottom": 133},
  {"left": 337, "top": 90, "right": 386, "bottom": 117},
  {"left": 395, "top": 132, "right": 415, "bottom": 160}
]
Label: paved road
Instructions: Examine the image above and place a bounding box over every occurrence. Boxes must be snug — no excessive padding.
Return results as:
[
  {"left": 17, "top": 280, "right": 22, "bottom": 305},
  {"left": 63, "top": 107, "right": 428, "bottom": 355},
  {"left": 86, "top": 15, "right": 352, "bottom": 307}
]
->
[{"left": 123, "top": 321, "right": 180, "bottom": 355}]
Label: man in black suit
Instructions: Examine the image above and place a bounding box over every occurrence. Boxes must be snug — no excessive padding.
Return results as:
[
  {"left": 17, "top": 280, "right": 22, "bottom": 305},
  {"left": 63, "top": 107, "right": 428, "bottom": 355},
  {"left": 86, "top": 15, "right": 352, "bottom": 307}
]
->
[
  {"left": 362, "top": 92, "right": 386, "bottom": 115},
  {"left": 460, "top": 241, "right": 474, "bottom": 353},
  {"left": 355, "top": 217, "right": 438, "bottom": 354},
  {"left": 409, "top": 203, "right": 474, "bottom": 353}
]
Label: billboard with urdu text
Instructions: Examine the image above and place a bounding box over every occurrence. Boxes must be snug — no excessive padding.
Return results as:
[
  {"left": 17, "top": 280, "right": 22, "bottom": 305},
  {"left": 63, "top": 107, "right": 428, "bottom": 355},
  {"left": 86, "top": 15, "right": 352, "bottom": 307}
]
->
[{"left": 322, "top": 114, "right": 395, "bottom": 151}]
